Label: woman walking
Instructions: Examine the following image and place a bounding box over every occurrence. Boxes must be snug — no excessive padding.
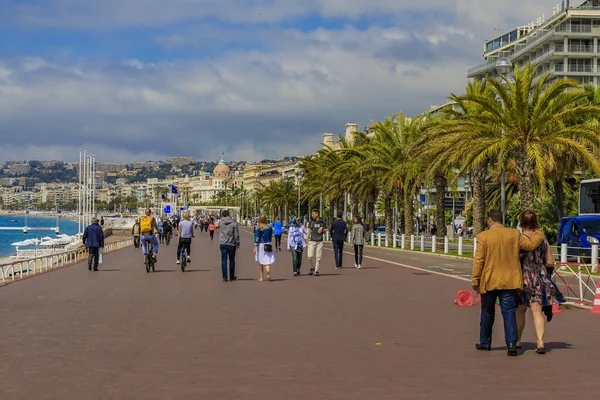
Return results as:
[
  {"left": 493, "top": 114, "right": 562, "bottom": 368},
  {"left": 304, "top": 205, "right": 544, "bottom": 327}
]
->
[
  {"left": 516, "top": 210, "right": 564, "bottom": 354},
  {"left": 254, "top": 214, "right": 275, "bottom": 281},
  {"left": 351, "top": 216, "right": 368, "bottom": 269},
  {"left": 287, "top": 216, "right": 307, "bottom": 276},
  {"left": 209, "top": 220, "right": 215, "bottom": 241}
]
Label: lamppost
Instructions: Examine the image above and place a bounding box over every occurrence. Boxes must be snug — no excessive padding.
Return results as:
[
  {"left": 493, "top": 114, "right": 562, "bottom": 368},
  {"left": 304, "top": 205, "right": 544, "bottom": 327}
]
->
[
  {"left": 296, "top": 168, "right": 303, "bottom": 219},
  {"left": 495, "top": 57, "right": 514, "bottom": 225}
]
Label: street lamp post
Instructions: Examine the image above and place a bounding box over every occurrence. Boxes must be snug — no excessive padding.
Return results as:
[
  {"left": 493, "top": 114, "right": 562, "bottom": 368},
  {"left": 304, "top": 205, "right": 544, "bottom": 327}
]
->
[
  {"left": 296, "top": 168, "right": 303, "bottom": 219},
  {"left": 495, "top": 57, "right": 514, "bottom": 226}
]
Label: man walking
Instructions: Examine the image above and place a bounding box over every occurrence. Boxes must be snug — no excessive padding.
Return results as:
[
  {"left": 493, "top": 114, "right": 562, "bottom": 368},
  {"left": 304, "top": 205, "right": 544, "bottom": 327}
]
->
[
  {"left": 273, "top": 216, "right": 283, "bottom": 251},
  {"left": 132, "top": 219, "right": 141, "bottom": 248},
  {"left": 330, "top": 211, "right": 348, "bottom": 269},
  {"left": 219, "top": 210, "right": 240, "bottom": 282},
  {"left": 83, "top": 217, "right": 104, "bottom": 272},
  {"left": 473, "top": 210, "right": 544, "bottom": 356},
  {"left": 307, "top": 209, "right": 325, "bottom": 277}
]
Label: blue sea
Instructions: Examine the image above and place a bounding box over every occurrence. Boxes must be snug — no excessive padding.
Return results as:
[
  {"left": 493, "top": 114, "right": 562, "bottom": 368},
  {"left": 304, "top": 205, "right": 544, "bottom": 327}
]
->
[{"left": 0, "top": 215, "right": 79, "bottom": 257}]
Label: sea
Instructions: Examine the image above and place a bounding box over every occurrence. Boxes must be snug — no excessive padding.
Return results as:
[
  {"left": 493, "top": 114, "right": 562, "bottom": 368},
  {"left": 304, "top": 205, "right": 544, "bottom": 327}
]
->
[{"left": 0, "top": 215, "right": 79, "bottom": 257}]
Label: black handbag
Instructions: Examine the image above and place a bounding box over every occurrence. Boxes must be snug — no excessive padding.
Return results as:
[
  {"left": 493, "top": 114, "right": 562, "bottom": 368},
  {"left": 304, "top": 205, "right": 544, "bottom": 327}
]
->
[{"left": 264, "top": 243, "right": 273, "bottom": 252}]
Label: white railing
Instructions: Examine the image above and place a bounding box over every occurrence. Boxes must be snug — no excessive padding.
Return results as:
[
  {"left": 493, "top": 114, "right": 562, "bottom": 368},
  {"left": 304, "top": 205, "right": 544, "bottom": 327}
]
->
[
  {"left": 0, "top": 238, "right": 134, "bottom": 283},
  {"left": 512, "top": 29, "right": 554, "bottom": 60}
]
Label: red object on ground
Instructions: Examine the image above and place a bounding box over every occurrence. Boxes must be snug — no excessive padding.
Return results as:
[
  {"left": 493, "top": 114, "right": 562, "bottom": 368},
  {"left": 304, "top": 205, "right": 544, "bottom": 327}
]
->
[
  {"left": 590, "top": 281, "right": 600, "bottom": 314},
  {"left": 476, "top": 293, "right": 481, "bottom": 302},
  {"left": 454, "top": 290, "right": 474, "bottom": 307},
  {"left": 552, "top": 301, "right": 563, "bottom": 314}
]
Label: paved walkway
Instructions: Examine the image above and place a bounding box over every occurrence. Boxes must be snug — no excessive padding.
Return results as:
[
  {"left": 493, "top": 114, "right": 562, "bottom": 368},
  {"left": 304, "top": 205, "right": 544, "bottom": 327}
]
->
[{"left": 2, "top": 228, "right": 600, "bottom": 400}]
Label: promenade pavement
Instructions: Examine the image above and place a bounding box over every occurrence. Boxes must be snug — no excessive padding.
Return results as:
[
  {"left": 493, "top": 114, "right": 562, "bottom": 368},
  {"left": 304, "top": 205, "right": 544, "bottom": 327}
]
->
[{"left": 2, "top": 227, "right": 600, "bottom": 400}]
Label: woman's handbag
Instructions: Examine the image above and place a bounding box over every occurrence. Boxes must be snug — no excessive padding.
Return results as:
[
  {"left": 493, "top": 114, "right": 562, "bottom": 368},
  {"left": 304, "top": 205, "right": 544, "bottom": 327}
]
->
[{"left": 264, "top": 244, "right": 273, "bottom": 252}]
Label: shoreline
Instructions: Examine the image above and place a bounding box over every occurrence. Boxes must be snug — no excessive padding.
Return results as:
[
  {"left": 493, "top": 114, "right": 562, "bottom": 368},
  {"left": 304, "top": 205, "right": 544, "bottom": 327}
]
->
[
  {"left": 0, "top": 210, "right": 78, "bottom": 222},
  {"left": 0, "top": 213, "right": 80, "bottom": 260}
]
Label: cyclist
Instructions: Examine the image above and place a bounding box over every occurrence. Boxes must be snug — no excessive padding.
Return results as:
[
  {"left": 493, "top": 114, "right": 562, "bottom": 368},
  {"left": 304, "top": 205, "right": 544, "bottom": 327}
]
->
[
  {"left": 140, "top": 208, "right": 160, "bottom": 263},
  {"left": 163, "top": 218, "right": 173, "bottom": 245},
  {"left": 176, "top": 211, "right": 194, "bottom": 264}
]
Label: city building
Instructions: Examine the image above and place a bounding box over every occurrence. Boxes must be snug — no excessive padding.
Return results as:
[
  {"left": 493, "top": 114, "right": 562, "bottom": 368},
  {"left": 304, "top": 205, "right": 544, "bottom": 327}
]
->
[
  {"left": 3, "top": 162, "right": 31, "bottom": 176},
  {"left": 95, "top": 163, "right": 127, "bottom": 173},
  {"left": 166, "top": 157, "right": 196, "bottom": 167},
  {"left": 190, "top": 158, "right": 241, "bottom": 203},
  {"left": 323, "top": 123, "right": 359, "bottom": 150},
  {"left": 39, "top": 184, "right": 77, "bottom": 205},
  {"left": 130, "top": 161, "right": 161, "bottom": 169},
  {"left": 468, "top": 0, "right": 600, "bottom": 85},
  {"left": 18, "top": 177, "right": 40, "bottom": 189},
  {"left": 242, "top": 163, "right": 271, "bottom": 192}
]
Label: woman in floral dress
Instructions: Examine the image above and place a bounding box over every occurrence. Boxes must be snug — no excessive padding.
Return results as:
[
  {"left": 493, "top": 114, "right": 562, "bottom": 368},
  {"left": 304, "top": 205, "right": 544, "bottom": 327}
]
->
[{"left": 516, "top": 210, "right": 564, "bottom": 354}]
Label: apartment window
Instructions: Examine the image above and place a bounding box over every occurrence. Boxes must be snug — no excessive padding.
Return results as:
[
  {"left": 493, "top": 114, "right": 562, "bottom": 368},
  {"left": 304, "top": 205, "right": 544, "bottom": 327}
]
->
[
  {"left": 510, "top": 30, "right": 518, "bottom": 42},
  {"left": 501, "top": 34, "right": 509, "bottom": 45},
  {"left": 593, "top": 20, "right": 600, "bottom": 27}
]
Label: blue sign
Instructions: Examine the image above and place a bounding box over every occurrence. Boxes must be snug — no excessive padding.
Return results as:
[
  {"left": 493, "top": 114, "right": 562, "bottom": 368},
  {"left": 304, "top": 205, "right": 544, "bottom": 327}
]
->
[{"left": 164, "top": 205, "right": 171, "bottom": 214}]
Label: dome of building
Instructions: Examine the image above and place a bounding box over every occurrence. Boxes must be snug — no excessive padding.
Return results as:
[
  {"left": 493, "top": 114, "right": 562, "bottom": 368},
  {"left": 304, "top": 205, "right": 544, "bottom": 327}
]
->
[{"left": 213, "top": 158, "right": 230, "bottom": 178}]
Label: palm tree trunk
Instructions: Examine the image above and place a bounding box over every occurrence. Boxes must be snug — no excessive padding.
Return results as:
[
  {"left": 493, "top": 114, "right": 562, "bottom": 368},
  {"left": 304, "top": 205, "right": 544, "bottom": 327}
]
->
[
  {"left": 350, "top": 192, "right": 359, "bottom": 218},
  {"left": 384, "top": 194, "right": 393, "bottom": 237},
  {"left": 404, "top": 182, "right": 415, "bottom": 236},
  {"left": 518, "top": 161, "right": 536, "bottom": 212},
  {"left": 553, "top": 179, "right": 565, "bottom": 220},
  {"left": 434, "top": 175, "right": 448, "bottom": 245},
  {"left": 472, "top": 160, "right": 488, "bottom": 236}
]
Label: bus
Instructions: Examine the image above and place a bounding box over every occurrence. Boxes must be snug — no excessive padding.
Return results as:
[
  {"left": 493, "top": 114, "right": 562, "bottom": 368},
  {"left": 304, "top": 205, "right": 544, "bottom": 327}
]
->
[{"left": 579, "top": 179, "right": 600, "bottom": 215}]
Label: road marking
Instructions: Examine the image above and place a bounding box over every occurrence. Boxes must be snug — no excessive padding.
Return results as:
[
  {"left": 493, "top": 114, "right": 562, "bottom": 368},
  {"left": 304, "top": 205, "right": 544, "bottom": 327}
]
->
[{"left": 325, "top": 247, "right": 472, "bottom": 283}]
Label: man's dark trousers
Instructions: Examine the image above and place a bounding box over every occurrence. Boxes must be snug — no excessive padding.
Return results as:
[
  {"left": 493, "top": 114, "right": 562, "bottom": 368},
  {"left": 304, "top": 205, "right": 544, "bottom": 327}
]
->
[
  {"left": 480, "top": 290, "right": 519, "bottom": 347},
  {"left": 333, "top": 240, "right": 344, "bottom": 268},
  {"left": 88, "top": 247, "right": 100, "bottom": 271},
  {"left": 220, "top": 244, "right": 236, "bottom": 280}
]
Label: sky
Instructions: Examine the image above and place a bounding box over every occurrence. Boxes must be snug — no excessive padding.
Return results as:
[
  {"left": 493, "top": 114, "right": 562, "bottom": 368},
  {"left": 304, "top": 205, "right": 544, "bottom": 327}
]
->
[{"left": 0, "top": 0, "right": 555, "bottom": 163}]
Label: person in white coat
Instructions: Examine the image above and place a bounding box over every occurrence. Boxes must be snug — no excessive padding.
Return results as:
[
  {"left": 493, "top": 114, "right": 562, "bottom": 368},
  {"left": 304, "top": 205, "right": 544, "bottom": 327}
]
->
[{"left": 287, "top": 216, "right": 307, "bottom": 277}]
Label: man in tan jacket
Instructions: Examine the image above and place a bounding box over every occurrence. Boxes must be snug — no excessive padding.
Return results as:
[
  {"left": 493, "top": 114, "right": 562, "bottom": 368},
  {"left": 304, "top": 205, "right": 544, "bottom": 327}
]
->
[{"left": 472, "top": 210, "right": 544, "bottom": 356}]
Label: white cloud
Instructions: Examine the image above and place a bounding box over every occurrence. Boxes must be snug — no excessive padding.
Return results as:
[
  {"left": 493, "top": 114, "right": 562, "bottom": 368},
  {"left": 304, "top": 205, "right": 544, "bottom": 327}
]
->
[{"left": 0, "top": 0, "right": 562, "bottom": 162}]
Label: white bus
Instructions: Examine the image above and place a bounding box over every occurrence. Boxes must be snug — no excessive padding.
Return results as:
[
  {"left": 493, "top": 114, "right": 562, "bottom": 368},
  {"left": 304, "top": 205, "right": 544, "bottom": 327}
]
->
[{"left": 579, "top": 179, "right": 600, "bottom": 215}]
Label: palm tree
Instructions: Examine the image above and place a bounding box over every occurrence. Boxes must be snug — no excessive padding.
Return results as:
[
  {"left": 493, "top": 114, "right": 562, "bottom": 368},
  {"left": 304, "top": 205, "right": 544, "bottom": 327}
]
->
[
  {"left": 421, "top": 80, "right": 494, "bottom": 235},
  {"left": 432, "top": 62, "right": 600, "bottom": 212},
  {"left": 348, "top": 113, "right": 424, "bottom": 236}
]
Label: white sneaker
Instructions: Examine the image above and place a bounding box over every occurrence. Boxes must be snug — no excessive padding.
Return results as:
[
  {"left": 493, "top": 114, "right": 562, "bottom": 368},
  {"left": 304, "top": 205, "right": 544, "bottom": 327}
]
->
[
  {"left": 357, "top": 264, "right": 362, "bottom": 269},
  {"left": 354, "top": 263, "right": 358, "bottom": 269},
  {"left": 176, "top": 260, "right": 180, "bottom": 264},
  {"left": 187, "top": 257, "right": 191, "bottom": 263}
]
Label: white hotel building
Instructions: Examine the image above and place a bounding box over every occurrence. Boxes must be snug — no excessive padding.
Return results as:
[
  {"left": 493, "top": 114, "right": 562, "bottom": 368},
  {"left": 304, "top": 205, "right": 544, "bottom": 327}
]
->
[{"left": 468, "top": 0, "right": 600, "bottom": 85}]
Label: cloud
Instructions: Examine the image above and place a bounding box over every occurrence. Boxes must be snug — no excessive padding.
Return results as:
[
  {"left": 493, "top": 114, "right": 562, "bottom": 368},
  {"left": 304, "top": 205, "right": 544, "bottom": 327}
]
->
[{"left": 0, "top": 0, "right": 559, "bottom": 162}]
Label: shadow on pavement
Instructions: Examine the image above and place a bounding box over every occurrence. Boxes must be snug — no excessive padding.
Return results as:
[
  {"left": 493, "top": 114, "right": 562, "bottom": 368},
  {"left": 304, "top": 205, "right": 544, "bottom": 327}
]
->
[
  {"left": 97, "top": 269, "right": 120, "bottom": 272},
  {"left": 153, "top": 270, "right": 177, "bottom": 273},
  {"left": 185, "top": 269, "right": 211, "bottom": 273}
]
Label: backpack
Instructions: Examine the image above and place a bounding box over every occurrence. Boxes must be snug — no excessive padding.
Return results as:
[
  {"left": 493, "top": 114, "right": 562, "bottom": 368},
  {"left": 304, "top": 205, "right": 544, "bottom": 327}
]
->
[{"left": 140, "top": 216, "right": 152, "bottom": 232}]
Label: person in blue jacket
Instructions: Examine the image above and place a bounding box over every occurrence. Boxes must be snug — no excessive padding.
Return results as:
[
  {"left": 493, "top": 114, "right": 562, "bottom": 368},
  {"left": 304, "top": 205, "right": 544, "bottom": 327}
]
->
[
  {"left": 273, "top": 216, "right": 283, "bottom": 251},
  {"left": 83, "top": 217, "right": 105, "bottom": 271}
]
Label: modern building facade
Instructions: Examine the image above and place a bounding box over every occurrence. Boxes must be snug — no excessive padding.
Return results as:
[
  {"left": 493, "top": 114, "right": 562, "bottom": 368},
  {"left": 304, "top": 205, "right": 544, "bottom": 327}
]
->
[{"left": 468, "top": 0, "right": 600, "bottom": 85}]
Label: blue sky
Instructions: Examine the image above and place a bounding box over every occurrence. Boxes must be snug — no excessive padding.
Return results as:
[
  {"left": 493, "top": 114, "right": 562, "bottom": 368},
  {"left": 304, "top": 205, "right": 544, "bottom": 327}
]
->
[{"left": 0, "top": 0, "right": 554, "bottom": 163}]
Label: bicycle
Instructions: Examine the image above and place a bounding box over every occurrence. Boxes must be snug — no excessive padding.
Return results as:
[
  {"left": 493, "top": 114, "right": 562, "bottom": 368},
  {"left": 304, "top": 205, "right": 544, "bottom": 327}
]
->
[
  {"left": 143, "top": 238, "right": 156, "bottom": 273},
  {"left": 179, "top": 247, "right": 187, "bottom": 272}
]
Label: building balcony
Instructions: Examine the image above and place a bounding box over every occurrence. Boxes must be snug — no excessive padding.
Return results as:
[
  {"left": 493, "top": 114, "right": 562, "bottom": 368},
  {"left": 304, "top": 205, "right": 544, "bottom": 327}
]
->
[
  {"left": 554, "top": 64, "right": 600, "bottom": 74},
  {"left": 555, "top": 24, "right": 593, "bottom": 34}
]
